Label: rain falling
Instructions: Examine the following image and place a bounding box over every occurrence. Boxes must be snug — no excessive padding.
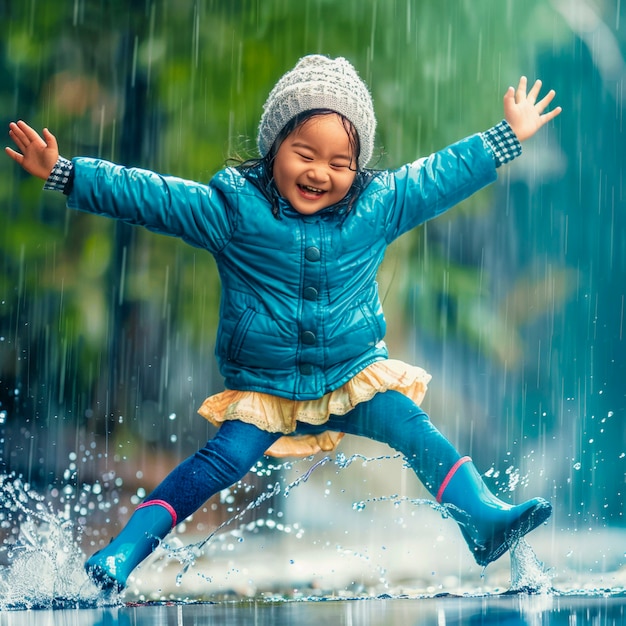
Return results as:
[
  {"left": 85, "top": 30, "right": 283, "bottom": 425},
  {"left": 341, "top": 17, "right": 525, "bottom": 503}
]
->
[{"left": 0, "top": 1, "right": 625, "bottom": 624}]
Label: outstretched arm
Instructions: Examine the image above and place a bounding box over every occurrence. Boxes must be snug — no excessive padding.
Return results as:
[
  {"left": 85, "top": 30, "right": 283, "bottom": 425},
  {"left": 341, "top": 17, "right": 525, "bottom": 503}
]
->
[
  {"left": 504, "top": 76, "right": 562, "bottom": 142},
  {"left": 5, "top": 120, "right": 59, "bottom": 180}
]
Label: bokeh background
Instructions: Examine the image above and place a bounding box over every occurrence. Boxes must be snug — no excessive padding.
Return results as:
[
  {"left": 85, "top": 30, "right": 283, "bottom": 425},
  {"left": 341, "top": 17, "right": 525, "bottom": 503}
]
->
[{"left": 0, "top": 0, "right": 624, "bottom": 588}]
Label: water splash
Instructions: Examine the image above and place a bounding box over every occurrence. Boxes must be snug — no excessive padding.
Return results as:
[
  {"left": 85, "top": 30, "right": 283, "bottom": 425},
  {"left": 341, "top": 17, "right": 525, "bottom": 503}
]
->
[
  {"left": 163, "top": 451, "right": 560, "bottom": 596},
  {"left": 0, "top": 453, "right": 338, "bottom": 603},
  {"left": 334, "top": 451, "right": 403, "bottom": 470},
  {"left": 0, "top": 473, "right": 116, "bottom": 609},
  {"left": 283, "top": 456, "right": 333, "bottom": 497},
  {"left": 168, "top": 457, "right": 337, "bottom": 585},
  {"left": 169, "top": 481, "right": 285, "bottom": 586},
  {"left": 351, "top": 493, "right": 441, "bottom": 514},
  {"left": 509, "top": 538, "right": 554, "bottom": 594},
  {"left": 0, "top": 452, "right": 559, "bottom": 603}
]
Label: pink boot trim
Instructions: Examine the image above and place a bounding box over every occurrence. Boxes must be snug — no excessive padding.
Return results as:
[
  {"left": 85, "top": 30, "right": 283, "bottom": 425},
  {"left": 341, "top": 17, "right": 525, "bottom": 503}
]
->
[
  {"left": 436, "top": 456, "right": 472, "bottom": 503},
  {"left": 136, "top": 500, "right": 177, "bottom": 527}
]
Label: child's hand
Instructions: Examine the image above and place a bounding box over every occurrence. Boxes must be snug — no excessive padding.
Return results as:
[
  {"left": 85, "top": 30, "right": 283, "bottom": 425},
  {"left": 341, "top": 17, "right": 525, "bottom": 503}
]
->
[
  {"left": 5, "top": 121, "right": 59, "bottom": 180},
  {"left": 504, "top": 77, "right": 562, "bottom": 142}
]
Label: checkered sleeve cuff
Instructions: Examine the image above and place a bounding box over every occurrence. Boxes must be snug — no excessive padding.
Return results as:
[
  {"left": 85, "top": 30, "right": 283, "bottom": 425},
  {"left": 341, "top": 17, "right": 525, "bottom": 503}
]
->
[
  {"left": 482, "top": 120, "right": 522, "bottom": 168},
  {"left": 43, "top": 156, "right": 74, "bottom": 193}
]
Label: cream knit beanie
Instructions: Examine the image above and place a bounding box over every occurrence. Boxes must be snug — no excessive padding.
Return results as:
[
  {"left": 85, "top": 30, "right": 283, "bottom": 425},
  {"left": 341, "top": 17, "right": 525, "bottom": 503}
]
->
[{"left": 257, "top": 55, "right": 376, "bottom": 168}]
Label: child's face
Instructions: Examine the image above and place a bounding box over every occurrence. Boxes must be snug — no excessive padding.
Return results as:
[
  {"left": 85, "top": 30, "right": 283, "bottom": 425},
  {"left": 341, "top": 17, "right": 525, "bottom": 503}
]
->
[{"left": 272, "top": 113, "right": 357, "bottom": 215}]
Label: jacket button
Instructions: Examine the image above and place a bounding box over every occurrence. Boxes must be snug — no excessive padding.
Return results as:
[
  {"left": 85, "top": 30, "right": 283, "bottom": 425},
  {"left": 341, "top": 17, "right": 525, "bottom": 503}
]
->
[
  {"left": 301, "top": 331, "right": 316, "bottom": 345},
  {"left": 305, "top": 246, "right": 321, "bottom": 262},
  {"left": 303, "top": 286, "right": 318, "bottom": 300},
  {"left": 299, "top": 363, "right": 313, "bottom": 375}
]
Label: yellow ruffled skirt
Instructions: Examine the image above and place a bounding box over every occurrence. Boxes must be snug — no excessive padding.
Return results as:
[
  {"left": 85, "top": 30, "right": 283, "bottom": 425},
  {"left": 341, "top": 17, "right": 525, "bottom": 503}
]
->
[{"left": 198, "top": 359, "right": 431, "bottom": 458}]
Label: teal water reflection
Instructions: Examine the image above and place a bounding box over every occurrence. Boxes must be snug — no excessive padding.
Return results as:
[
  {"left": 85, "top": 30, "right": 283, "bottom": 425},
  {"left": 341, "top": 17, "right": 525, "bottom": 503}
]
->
[{"left": 1, "top": 596, "right": 625, "bottom": 626}]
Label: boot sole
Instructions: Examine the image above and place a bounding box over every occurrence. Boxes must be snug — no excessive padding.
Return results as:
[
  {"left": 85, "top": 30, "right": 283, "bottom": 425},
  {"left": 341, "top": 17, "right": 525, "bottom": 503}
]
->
[
  {"left": 85, "top": 562, "right": 125, "bottom": 594},
  {"left": 467, "top": 499, "right": 552, "bottom": 567}
]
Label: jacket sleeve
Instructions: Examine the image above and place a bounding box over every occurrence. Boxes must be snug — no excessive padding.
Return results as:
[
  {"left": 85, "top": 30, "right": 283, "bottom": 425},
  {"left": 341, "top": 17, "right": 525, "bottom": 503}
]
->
[
  {"left": 381, "top": 132, "right": 499, "bottom": 242},
  {"left": 66, "top": 157, "right": 235, "bottom": 254}
]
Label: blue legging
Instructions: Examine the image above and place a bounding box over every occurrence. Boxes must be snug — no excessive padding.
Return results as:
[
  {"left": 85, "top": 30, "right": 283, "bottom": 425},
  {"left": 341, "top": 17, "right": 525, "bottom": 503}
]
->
[{"left": 146, "top": 390, "right": 461, "bottom": 524}]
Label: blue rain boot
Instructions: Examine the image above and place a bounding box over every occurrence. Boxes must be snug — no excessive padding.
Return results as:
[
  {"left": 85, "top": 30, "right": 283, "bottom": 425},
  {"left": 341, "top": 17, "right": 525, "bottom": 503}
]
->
[
  {"left": 85, "top": 501, "right": 176, "bottom": 592},
  {"left": 437, "top": 457, "right": 552, "bottom": 567}
]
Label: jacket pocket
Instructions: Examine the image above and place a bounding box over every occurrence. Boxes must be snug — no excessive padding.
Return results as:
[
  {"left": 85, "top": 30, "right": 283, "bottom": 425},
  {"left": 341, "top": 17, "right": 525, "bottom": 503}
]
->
[{"left": 227, "top": 307, "right": 256, "bottom": 361}]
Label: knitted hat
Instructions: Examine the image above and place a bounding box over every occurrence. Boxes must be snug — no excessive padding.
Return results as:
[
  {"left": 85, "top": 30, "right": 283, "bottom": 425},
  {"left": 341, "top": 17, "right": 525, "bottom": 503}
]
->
[{"left": 257, "top": 55, "right": 376, "bottom": 168}]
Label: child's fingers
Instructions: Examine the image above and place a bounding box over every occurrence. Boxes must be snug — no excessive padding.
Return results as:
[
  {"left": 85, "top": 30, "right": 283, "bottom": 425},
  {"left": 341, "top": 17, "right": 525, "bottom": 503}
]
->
[
  {"left": 502, "top": 85, "right": 515, "bottom": 107},
  {"left": 8, "top": 133, "right": 27, "bottom": 154},
  {"left": 535, "top": 89, "right": 556, "bottom": 113},
  {"left": 11, "top": 120, "right": 44, "bottom": 149},
  {"left": 8, "top": 124, "right": 37, "bottom": 154},
  {"left": 541, "top": 105, "right": 562, "bottom": 123},
  {"left": 515, "top": 76, "right": 528, "bottom": 103},
  {"left": 5, "top": 145, "right": 24, "bottom": 164},
  {"left": 527, "top": 79, "right": 543, "bottom": 104},
  {"left": 42, "top": 128, "right": 58, "bottom": 151},
  {"left": 16, "top": 120, "right": 41, "bottom": 141},
  {"left": 8, "top": 124, "right": 27, "bottom": 150}
]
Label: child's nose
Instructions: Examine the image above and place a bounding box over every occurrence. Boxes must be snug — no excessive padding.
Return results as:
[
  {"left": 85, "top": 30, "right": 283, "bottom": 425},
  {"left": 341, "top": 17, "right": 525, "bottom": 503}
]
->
[{"left": 307, "top": 164, "right": 329, "bottom": 183}]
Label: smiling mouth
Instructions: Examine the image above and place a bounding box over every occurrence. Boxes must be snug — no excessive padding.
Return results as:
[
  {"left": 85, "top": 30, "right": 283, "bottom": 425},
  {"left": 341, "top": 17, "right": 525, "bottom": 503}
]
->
[{"left": 298, "top": 184, "right": 326, "bottom": 196}]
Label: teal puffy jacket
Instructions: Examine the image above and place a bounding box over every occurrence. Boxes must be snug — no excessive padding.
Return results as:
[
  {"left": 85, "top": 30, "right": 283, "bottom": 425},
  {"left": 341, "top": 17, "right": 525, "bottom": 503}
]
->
[{"left": 67, "top": 132, "right": 497, "bottom": 400}]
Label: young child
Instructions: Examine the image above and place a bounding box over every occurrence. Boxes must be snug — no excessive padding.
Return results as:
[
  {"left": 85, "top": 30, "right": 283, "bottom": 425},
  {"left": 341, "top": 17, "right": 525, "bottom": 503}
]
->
[{"left": 6, "top": 55, "right": 561, "bottom": 593}]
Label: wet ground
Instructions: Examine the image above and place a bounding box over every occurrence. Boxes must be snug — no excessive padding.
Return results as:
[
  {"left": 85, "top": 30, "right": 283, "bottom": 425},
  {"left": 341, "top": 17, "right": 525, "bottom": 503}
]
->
[
  {"left": 0, "top": 594, "right": 624, "bottom": 626},
  {"left": 2, "top": 468, "right": 626, "bottom": 624}
]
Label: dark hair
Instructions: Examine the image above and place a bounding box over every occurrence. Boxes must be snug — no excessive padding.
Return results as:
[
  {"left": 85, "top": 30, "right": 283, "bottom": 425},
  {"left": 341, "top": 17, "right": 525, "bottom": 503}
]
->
[{"left": 235, "top": 109, "right": 372, "bottom": 219}]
